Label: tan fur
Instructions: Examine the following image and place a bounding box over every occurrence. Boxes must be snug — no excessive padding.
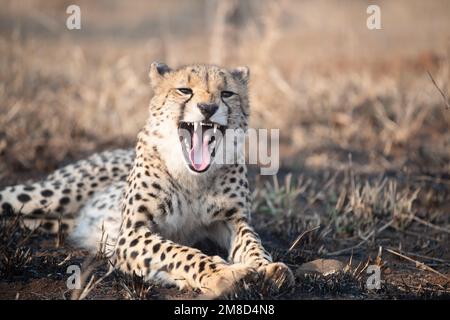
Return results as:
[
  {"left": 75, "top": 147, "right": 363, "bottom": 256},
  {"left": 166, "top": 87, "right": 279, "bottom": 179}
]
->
[{"left": 0, "top": 63, "right": 293, "bottom": 298}]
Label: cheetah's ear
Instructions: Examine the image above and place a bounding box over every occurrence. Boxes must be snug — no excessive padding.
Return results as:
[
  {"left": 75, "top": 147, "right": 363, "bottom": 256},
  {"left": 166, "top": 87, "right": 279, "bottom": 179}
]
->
[
  {"left": 230, "top": 66, "right": 250, "bottom": 85},
  {"left": 149, "top": 62, "right": 172, "bottom": 87}
]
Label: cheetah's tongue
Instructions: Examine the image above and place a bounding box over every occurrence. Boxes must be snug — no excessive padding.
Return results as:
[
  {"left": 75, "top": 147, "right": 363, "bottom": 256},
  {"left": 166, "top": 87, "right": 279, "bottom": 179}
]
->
[{"left": 189, "top": 129, "right": 211, "bottom": 171}]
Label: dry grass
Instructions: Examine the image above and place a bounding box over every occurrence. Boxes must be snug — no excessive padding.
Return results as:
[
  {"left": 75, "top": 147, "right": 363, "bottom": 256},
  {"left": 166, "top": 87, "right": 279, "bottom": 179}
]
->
[{"left": 0, "top": 0, "right": 449, "bottom": 299}]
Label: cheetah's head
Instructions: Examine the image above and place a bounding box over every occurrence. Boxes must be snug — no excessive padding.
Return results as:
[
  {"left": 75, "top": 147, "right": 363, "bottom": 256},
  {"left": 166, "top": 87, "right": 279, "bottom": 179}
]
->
[{"left": 146, "top": 63, "right": 249, "bottom": 176}]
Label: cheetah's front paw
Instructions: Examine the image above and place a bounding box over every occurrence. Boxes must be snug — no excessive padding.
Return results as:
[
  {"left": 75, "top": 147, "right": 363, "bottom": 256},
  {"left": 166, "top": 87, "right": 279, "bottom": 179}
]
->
[
  {"left": 258, "top": 262, "right": 295, "bottom": 292},
  {"left": 199, "top": 263, "right": 253, "bottom": 299}
]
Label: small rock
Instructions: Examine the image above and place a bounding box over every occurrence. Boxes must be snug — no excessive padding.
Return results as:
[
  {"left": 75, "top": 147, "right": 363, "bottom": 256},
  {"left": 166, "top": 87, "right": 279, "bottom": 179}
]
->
[{"left": 296, "top": 259, "right": 346, "bottom": 276}]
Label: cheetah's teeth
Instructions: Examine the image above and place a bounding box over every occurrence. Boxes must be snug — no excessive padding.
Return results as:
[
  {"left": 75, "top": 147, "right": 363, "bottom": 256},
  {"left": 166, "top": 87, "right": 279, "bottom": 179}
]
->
[
  {"left": 194, "top": 122, "right": 198, "bottom": 131},
  {"left": 213, "top": 124, "right": 217, "bottom": 134}
]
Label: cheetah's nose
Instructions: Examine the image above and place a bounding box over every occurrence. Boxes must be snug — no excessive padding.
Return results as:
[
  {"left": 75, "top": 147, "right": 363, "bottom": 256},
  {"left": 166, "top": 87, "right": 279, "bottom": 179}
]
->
[{"left": 197, "top": 103, "right": 219, "bottom": 120}]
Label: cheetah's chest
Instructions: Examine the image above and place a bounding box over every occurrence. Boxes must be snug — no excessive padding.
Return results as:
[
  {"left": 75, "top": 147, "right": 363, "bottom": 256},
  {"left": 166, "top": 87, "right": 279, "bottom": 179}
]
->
[{"left": 155, "top": 189, "right": 212, "bottom": 246}]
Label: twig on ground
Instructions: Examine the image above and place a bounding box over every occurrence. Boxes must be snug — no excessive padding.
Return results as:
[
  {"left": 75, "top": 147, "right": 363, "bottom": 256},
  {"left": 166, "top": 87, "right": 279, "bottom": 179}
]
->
[
  {"left": 388, "top": 224, "right": 438, "bottom": 241},
  {"left": 401, "top": 251, "right": 450, "bottom": 264},
  {"left": 287, "top": 225, "right": 320, "bottom": 253},
  {"left": 325, "top": 241, "right": 365, "bottom": 257},
  {"left": 76, "top": 267, "right": 114, "bottom": 300},
  {"left": 326, "top": 220, "right": 393, "bottom": 256},
  {"left": 427, "top": 70, "right": 450, "bottom": 110},
  {"left": 410, "top": 215, "right": 450, "bottom": 234},
  {"left": 57, "top": 253, "right": 73, "bottom": 266},
  {"left": 385, "top": 248, "right": 450, "bottom": 282}
]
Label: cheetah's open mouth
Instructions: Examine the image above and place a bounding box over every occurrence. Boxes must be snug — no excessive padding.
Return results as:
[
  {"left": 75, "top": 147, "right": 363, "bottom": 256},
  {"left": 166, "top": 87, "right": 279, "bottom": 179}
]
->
[{"left": 178, "top": 121, "right": 226, "bottom": 173}]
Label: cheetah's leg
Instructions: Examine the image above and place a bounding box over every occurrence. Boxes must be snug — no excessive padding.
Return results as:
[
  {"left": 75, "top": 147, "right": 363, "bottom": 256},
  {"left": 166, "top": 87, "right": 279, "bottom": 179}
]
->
[
  {"left": 226, "top": 216, "right": 295, "bottom": 291},
  {"left": 114, "top": 227, "right": 252, "bottom": 298}
]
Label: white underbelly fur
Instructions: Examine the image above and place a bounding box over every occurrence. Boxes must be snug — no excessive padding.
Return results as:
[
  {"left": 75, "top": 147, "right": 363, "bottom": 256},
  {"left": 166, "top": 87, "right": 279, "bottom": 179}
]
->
[
  {"left": 69, "top": 183, "right": 124, "bottom": 254},
  {"left": 69, "top": 182, "right": 215, "bottom": 254}
]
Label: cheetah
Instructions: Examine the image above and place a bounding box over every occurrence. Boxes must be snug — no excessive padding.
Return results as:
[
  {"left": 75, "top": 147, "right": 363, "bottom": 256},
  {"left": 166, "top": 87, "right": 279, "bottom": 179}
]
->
[{"left": 0, "top": 63, "right": 294, "bottom": 298}]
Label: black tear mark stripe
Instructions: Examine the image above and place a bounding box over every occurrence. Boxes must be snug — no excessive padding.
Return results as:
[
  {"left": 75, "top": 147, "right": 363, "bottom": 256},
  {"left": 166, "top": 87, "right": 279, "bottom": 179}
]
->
[
  {"left": 238, "top": 96, "right": 247, "bottom": 117},
  {"left": 177, "top": 93, "right": 193, "bottom": 125},
  {"left": 205, "top": 69, "right": 210, "bottom": 93},
  {"left": 223, "top": 100, "right": 231, "bottom": 113}
]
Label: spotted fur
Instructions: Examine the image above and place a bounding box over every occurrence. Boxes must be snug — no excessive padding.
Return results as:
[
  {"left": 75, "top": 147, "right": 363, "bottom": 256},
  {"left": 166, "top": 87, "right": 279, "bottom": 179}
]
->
[{"left": 0, "top": 63, "right": 294, "bottom": 298}]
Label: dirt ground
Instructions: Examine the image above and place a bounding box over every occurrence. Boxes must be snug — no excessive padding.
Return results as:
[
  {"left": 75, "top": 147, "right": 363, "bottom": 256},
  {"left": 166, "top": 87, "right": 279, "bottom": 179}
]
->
[{"left": 0, "top": 0, "right": 449, "bottom": 299}]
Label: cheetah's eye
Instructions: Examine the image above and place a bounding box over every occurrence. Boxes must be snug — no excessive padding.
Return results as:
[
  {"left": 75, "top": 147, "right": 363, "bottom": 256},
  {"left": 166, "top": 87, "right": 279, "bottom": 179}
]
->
[
  {"left": 221, "top": 91, "right": 235, "bottom": 99},
  {"left": 177, "top": 88, "right": 193, "bottom": 95}
]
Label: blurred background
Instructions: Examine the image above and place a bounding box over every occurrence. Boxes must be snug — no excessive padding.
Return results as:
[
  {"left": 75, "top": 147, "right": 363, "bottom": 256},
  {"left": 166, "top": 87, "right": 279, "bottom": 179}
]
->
[
  {"left": 0, "top": 0, "right": 450, "bottom": 299},
  {"left": 0, "top": 0, "right": 449, "bottom": 178}
]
